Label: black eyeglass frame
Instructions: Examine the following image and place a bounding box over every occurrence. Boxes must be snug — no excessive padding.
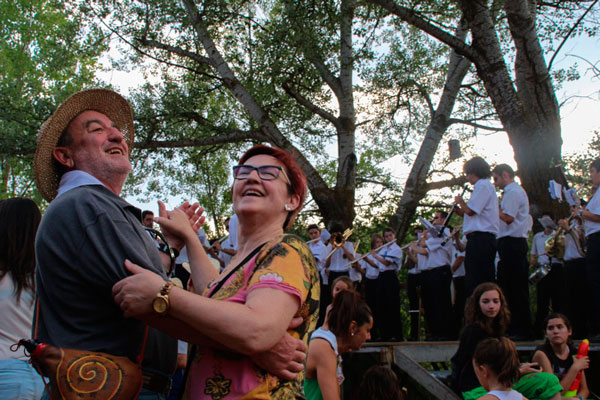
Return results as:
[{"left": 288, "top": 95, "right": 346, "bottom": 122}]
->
[{"left": 232, "top": 164, "right": 291, "bottom": 184}]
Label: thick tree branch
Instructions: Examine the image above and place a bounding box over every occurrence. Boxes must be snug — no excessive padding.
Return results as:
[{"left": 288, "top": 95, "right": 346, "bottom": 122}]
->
[
  {"left": 139, "top": 38, "right": 211, "bottom": 66},
  {"left": 135, "top": 131, "right": 259, "bottom": 150},
  {"left": 547, "top": 0, "right": 599, "bottom": 71},
  {"left": 307, "top": 56, "right": 344, "bottom": 98},
  {"left": 366, "top": 0, "right": 477, "bottom": 60},
  {"left": 424, "top": 176, "right": 467, "bottom": 191},
  {"left": 282, "top": 83, "right": 341, "bottom": 128},
  {"left": 447, "top": 118, "right": 505, "bottom": 132}
]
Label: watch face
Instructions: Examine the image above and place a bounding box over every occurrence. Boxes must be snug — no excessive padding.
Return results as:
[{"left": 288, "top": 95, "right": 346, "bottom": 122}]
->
[{"left": 152, "top": 296, "right": 169, "bottom": 315}]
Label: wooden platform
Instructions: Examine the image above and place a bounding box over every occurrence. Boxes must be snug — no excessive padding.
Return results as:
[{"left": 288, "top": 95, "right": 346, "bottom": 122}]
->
[{"left": 349, "top": 341, "right": 600, "bottom": 400}]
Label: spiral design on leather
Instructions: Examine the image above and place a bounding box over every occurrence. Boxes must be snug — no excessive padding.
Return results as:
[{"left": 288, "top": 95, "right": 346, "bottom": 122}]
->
[{"left": 59, "top": 353, "right": 123, "bottom": 398}]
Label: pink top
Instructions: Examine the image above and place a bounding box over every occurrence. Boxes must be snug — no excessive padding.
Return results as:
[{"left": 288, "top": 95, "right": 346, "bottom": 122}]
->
[{"left": 185, "top": 235, "right": 320, "bottom": 400}]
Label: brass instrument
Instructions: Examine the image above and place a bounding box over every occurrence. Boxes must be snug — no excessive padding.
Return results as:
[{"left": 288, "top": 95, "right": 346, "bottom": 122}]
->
[
  {"left": 324, "top": 228, "right": 353, "bottom": 261},
  {"left": 544, "top": 210, "right": 579, "bottom": 260},
  {"left": 544, "top": 229, "right": 566, "bottom": 259},
  {"left": 330, "top": 228, "right": 353, "bottom": 248}
]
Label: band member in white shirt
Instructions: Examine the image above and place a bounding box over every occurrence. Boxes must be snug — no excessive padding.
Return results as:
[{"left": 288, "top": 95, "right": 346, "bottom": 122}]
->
[
  {"left": 582, "top": 158, "right": 600, "bottom": 340},
  {"left": 323, "top": 223, "right": 356, "bottom": 283},
  {"left": 307, "top": 224, "right": 328, "bottom": 326},
  {"left": 492, "top": 164, "right": 533, "bottom": 339},
  {"left": 366, "top": 228, "right": 404, "bottom": 341},
  {"left": 455, "top": 156, "right": 499, "bottom": 297},
  {"left": 360, "top": 234, "right": 385, "bottom": 341},
  {"left": 410, "top": 212, "right": 453, "bottom": 340},
  {"left": 404, "top": 227, "right": 424, "bottom": 341},
  {"left": 531, "top": 212, "right": 565, "bottom": 337},
  {"left": 450, "top": 235, "right": 466, "bottom": 335},
  {"left": 559, "top": 206, "right": 589, "bottom": 339}
]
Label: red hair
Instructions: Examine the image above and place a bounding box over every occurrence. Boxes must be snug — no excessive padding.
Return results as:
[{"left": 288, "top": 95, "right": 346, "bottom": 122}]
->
[{"left": 238, "top": 145, "right": 307, "bottom": 230}]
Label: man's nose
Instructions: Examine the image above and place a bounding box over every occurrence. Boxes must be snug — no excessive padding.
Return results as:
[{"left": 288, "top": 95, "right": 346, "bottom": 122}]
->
[{"left": 108, "top": 125, "right": 125, "bottom": 141}]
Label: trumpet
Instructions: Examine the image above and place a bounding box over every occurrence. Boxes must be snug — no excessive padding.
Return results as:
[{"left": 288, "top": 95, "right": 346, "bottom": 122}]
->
[
  {"left": 544, "top": 208, "right": 580, "bottom": 259},
  {"left": 324, "top": 228, "right": 353, "bottom": 261}
]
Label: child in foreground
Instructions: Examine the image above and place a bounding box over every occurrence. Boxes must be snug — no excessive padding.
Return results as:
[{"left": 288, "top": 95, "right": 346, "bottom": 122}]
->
[
  {"left": 473, "top": 337, "right": 526, "bottom": 400},
  {"left": 532, "top": 313, "right": 589, "bottom": 399}
]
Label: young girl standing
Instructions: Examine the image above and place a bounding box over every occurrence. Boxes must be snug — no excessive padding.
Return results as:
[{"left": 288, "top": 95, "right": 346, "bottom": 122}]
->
[
  {"left": 472, "top": 337, "right": 526, "bottom": 400},
  {"left": 304, "top": 290, "right": 373, "bottom": 400},
  {"left": 532, "top": 313, "right": 590, "bottom": 399}
]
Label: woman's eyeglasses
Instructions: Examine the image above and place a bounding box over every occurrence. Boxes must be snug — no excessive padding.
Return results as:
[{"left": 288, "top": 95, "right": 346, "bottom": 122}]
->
[{"left": 233, "top": 165, "right": 290, "bottom": 184}]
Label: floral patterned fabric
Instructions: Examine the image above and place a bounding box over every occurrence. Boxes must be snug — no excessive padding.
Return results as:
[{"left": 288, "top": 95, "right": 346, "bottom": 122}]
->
[{"left": 184, "top": 234, "right": 320, "bottom": 400}]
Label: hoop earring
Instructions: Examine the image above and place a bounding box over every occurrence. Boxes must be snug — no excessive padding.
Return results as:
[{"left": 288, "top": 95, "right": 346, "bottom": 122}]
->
[{"left": 284, "top": 204, "right": 292, "bottom": 211}]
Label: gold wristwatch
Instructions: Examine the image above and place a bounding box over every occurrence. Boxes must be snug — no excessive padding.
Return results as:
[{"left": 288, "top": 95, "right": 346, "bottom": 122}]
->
[{"left": 152, "top": 281, "right": 174, "bottom": 316}]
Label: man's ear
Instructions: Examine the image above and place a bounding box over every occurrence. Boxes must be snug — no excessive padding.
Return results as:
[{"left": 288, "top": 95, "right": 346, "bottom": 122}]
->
[{"left": 53, "top": 147, "right": 75, "bottom": 169}]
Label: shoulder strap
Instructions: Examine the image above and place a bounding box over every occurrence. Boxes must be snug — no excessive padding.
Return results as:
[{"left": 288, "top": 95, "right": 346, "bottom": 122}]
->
[
  {"left": 178, "top": 241, "right": 266, "bottom": 400},
  {"left": 207, "top": 242, "right": 266, "bottom": 297}
]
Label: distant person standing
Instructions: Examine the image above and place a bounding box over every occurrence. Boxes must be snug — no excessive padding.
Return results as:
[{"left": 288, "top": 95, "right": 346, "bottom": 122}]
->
[
  {"left": 307, "top": 224, "right": 329, "bottom": 327},
  {"left": 142, "top": 210, "right": 155, "bottom": 228},
  {"left": 0, "top": 198, "right": 45, "bottom": 400},
  {"left": 581, "top": 158, "right": 600, "bottom": 341},
  {"left": 455, "top": 157, "right": 499, "bottom": 297},
  {"left": 531, "top": 212, "right": 565, "bottom": 337},
  {"left": 492, "top": 164, "right": 533, "bottom": 339}
]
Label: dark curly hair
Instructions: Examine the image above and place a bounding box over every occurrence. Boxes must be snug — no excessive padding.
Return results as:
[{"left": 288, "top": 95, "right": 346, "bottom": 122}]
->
[{"left": 465, "top": 282, "right": 510, "bottom": 336}]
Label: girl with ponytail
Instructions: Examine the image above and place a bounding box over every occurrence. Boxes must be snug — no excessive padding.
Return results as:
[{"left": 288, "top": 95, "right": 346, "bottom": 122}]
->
[
  {"left": 304, "top": 289, "right": 373, "bottom": 400},
  {"left": 472, "top": 337, "right": 524, "bottom": 400}
]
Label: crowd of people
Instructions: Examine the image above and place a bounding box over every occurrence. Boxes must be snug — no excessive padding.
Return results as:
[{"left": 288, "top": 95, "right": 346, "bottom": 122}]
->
[{"left": 1, "top": 87, "right": 597, "bottom": 400}]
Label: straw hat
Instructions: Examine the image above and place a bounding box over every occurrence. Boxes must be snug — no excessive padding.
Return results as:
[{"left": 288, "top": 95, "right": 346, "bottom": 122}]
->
[{"left": 34, "top": 89, "right": 135, "bottom": 202}]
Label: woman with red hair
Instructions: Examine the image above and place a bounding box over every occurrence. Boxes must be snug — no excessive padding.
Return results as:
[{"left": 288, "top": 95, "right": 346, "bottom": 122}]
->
[{"left": 113, "top": 145, "right": 319, "bottom": 399}]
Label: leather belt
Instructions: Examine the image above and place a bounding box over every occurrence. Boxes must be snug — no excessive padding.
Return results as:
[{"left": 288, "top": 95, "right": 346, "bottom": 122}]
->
[{"left": 142, "top": 370, "right": 172, "bottom": 396}]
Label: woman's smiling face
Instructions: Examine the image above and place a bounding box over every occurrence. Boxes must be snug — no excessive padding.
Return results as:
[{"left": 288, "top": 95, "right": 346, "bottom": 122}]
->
[{"left": 232, "top": 154, "right": 296, "bottom": 222}]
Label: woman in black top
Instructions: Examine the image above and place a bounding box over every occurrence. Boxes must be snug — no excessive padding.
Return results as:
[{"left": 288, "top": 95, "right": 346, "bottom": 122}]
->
[
  {"left": 532, "top": 313, "right": 589, "bottom": 399},
  {"left": 451, "top": 282, "right": 562, "bottom": 400}
]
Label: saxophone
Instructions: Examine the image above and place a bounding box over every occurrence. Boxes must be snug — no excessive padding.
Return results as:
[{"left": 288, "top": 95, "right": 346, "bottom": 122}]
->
[{"left": 544, "top": 228, "right": 566, "bottom": 259}]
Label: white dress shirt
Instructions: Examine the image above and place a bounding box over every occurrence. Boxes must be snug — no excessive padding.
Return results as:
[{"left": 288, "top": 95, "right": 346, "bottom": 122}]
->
[
  {"left": 498, "top": 182, "right": 530, "bottom": 239},
  {"left": 464, "top": 178, "right": 499, "bottom": 235},
  {"left": 379, "top": 243, "right": 403, "bottom": 272},
  {"left": 325, "top": 242, "right": 355, "bottom": 272},
  {"left": 423, "top": 232, "right": 452, "bottom": 270},
  {"left": 584, "top": 189, "right": 600, "bottom": 236}
]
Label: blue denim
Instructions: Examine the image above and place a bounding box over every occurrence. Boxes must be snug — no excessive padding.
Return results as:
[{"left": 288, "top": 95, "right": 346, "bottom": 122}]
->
[
  {"left": 137, "top": 387, "right": 167, "bottom": 400},
  {"left": 41, "top": 385, "right": 166, "bottom": 400},
  {"left": 0, "top": 358, "right": 45, "bottom": 400}
]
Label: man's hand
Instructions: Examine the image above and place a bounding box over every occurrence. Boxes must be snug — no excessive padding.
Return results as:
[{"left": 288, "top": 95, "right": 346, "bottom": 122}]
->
[{"left": 251, "top": 317, "right": 307, "bottom": 380}]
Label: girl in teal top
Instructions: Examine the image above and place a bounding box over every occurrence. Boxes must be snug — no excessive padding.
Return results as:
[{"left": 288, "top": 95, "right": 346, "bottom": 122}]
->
[{"left": 304, "top": 290, "right": 373, "bottom": 400}]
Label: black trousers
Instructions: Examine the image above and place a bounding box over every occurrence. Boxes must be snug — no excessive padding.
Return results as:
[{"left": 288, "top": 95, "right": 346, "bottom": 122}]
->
[
  {"left": 534, "top": 263, "right": 566, "bottom": 337},
  {"left": 407, "top": 272, "right": 422, "bottom": 340},
  {"left": 376, "top": 270, "right": 403, "bottom": 340},
  {"left": 564, "top": 257, "right": 590, "bottom": 339},
  {"left": 364, "top": 278, "right": 380, "bottom": 340},
  {"left": 465, "top": 231, "right": 497, "bottom": 297},
  {"left": 420, "top": 265, "right": 453, "bottom": 340},
  {"left": 497, "top": 236, "right": 532, "bottom": 338},
  {"left": 586, "top": 232, "right": 600, "bottom": 334},
  {"left": 317, "top": 274, "right": 331, "bottom": 327},
  {"left": 453, "top": 276, "right": 466, "bottom": 336}
]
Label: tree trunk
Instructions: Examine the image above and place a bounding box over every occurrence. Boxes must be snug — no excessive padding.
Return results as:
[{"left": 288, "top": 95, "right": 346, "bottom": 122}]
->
[
  {"left": 460, "top": 0, "right": 566, "bottom": 219},
  {"left": 391, "top": 19, "right": 471, "bottom": 242}
]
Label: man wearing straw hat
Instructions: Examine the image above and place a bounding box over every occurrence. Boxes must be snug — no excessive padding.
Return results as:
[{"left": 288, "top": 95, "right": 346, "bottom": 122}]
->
[
  {"left": 33, "top": 88, "right": 183, "bottom": 398},
  {"left": 32, "top": 89, "right": 304, "bottom": 398}
]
